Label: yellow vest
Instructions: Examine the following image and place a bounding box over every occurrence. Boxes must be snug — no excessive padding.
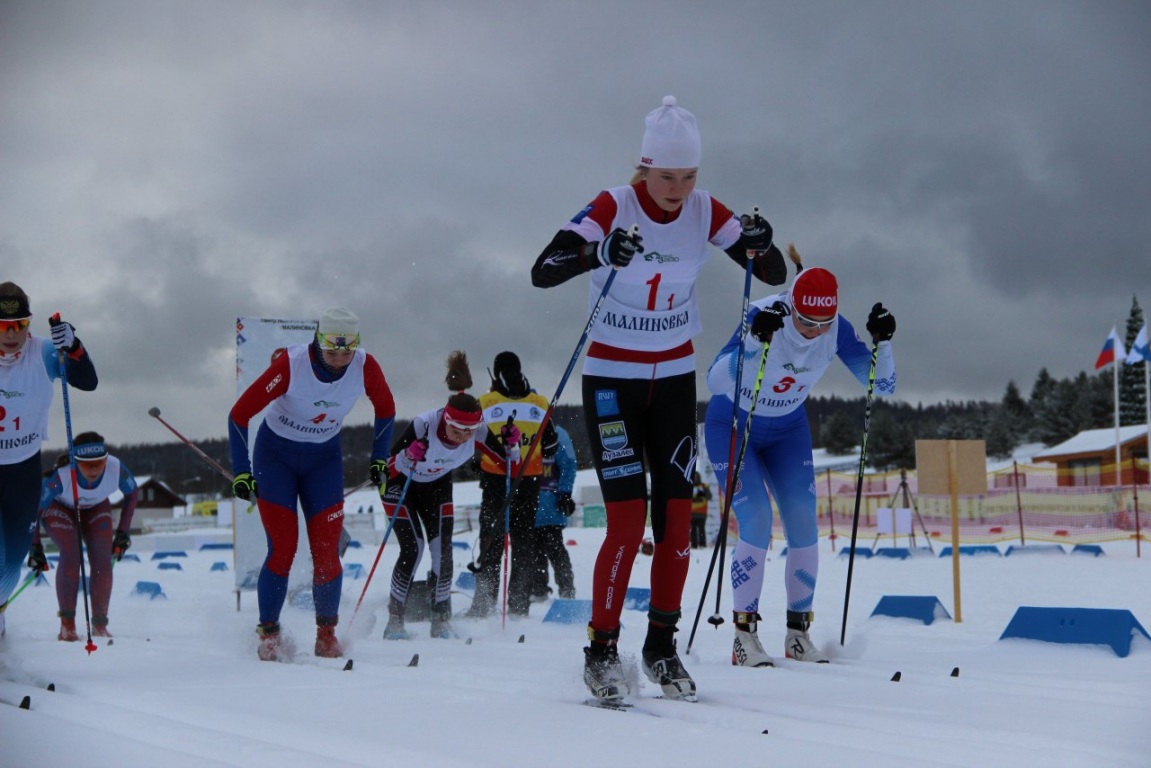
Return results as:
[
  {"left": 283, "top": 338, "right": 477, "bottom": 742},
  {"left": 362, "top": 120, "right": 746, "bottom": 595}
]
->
[{"left": 478, "top": 390, "right": 550, "bottom": 476}]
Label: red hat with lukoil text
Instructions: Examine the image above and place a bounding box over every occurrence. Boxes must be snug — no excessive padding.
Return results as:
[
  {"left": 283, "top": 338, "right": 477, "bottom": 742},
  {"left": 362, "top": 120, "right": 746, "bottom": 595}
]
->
[{"left": 790, "top": 267, "right": 838, "bottom": 316}]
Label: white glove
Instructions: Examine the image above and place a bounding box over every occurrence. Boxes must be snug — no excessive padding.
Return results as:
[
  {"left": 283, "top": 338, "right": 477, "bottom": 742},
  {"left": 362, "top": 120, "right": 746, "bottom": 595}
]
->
[{"left": 50, "top": 320, "right": 77, "bottom": 352}]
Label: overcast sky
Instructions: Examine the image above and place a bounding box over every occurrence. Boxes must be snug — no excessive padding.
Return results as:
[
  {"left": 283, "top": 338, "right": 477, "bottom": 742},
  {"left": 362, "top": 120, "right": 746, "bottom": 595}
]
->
[{"left": 2, "top": 1, "right": 1149, "bottom": 452}]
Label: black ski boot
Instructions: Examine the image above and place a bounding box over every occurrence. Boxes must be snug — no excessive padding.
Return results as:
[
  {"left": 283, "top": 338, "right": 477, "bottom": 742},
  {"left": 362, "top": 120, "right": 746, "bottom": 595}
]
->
[
  {"left": 583, "top": 626, "right": 628, "bottom": 702},
  {"left": 641, "top": 611, "right": 696, "bottom": 701}
]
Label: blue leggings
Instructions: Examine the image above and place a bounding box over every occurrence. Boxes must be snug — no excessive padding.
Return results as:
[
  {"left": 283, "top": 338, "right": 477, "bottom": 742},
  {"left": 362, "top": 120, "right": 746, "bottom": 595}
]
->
[
  {"left": 704, "top": 397, "right": 820, "bottom": 616},
  {"left": 0, "top": 453, "right": 43, "bottom": 608}
]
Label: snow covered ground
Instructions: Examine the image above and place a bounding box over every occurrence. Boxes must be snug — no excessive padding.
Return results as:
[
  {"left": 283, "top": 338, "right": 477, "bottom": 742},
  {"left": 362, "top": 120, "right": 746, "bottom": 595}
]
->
[{"left": 3, "top": 525, "right": 1150, "bottom": 767}]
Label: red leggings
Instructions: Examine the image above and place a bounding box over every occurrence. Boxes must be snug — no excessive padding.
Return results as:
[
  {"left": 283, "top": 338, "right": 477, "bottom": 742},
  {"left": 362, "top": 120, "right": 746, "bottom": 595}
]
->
[
  {"left": 41, "top": 501, "right": 114, "bottom": 619},
  {"left": 582, "top": 373, "right": 697, "bottom": 631}
]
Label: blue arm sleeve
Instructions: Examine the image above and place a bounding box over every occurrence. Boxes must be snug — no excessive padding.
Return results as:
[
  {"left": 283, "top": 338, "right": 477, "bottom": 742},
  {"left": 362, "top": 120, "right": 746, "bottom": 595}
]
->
[
  {"left": 39, "top": 473, "right": 64, "bottom": 510},
  {"left": 836, "top": 317, "right": 896, "bottom": 396},
  {"left": 41, "top": 342, "right": 98, "bottom": 391},
  {"left": 371, "top": 416, "right": 395, "bottom": 462},
  {"left": 118, "top": 463, "right": 139, "bottom": 495},
  {"left": 228, "top": 418, "right": 252, "bottom": 476}
]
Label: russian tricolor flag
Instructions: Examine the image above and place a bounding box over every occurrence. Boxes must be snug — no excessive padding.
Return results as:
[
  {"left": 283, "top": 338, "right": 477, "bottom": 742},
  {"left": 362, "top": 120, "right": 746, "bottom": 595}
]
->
[{"left": 1094, "top": 326, "right": 1126, "bottom": 370}]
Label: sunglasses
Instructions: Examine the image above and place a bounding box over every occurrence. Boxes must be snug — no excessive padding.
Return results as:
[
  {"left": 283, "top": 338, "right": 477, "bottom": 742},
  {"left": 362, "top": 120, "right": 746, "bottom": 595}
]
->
[
  {"left": 794, "top": 311, "right": 835, "bottom": 329},
  {"left": 318, "top": 333, "right": 360, "bottom": 351},
  {"left": 0, "top": 318, "right": 31, "bottom": 333}
]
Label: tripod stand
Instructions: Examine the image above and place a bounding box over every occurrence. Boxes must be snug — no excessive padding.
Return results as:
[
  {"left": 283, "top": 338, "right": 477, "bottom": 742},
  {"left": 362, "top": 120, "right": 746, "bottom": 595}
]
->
[{"left": 879, "top": 468, "right": 934, "bottom": 554}]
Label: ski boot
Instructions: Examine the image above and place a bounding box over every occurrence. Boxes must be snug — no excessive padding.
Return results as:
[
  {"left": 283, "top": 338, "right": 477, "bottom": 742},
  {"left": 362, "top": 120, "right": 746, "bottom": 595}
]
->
[
  {"left": 784, "top": 610, "right": 829, "bottom": 663},
  {"left": 430, "top": 600, "right": 458, "bottom": 639},
  {"left": 584, "top": 626, "right": 629, "bottom": 702},
  {"left": 315, "top": 618, "right": 343, "bottom": 658},
  {"left": 382, "top": 597, "right": 411, "bottom": 640},
  {"left": 256, "top": 621, "right": 292, "bottom": 661},
  {"left": 732, "top": 611, "right": 775, "bottom": 667},
  {"left": 92, "top": 615, "right": 112, "bottom": 639},
  {"left": 641, "top": 612, "right": 696, "bottom": 701},
  {"left": 57, "top": 611, "right": 79, "bottom": 642}
]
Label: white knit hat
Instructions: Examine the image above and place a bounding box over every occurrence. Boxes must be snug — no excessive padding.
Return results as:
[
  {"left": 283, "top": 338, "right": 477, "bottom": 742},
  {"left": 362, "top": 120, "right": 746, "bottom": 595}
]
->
[
  {"left": 640, "top": 95, "right": 701, "bottom": 169},
  {"left": 318, "top": 306, "right": 359, "bottom": 337}
]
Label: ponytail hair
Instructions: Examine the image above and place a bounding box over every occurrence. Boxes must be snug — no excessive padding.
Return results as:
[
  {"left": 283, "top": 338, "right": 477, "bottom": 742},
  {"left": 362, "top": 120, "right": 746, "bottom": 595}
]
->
[{"left": 445, "top": 350, "right": 473, "bottom": 392}]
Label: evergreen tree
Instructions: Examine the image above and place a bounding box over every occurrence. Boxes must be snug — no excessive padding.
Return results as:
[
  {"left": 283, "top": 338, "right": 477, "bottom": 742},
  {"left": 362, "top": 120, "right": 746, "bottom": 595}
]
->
[
  {"left": 820, "top": 411, "right": 858, "bottom": 454},
  {"left": 1120, "top": 295, "right": 1146, "bottom": 426},
  {"left": 868, "top": 409, "right": 916, "bottom": 470},
  {"left": 984, "top": 409, "right": 1017, "bottom": 459},
  {"left": 1029, "top": 368, "right": 1068, "bottom": 445}
]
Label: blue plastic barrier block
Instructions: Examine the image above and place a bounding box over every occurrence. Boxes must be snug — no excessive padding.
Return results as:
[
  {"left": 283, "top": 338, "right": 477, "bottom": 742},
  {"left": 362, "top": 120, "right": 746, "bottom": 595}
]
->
[
  {"left": 158, "top": 562, "right": 183, "bottom": 571},
  {"left": 938, "top": 545, "right": 1001, "bottom": 557},
  {"left": 199, "top": 543, "right": 234, "bottom": 550},
  {"left": 345, "top": 540, "right": 363, "bottom": 549},
  {"left": 133, "top": 581, "right": 167, "bottom": 599},
  {"left": 344, "top": 563, "right": 366, "bottom": 579},
  {"left": 452, "top": 541, "right": 470, "bottom": 550},
  {"left": 837, "top": 548, "right": 874, "bottom": 558},
  {"left": 209, "top": 561, "right": 229, "bottom": 572},
  {"left": 1071, "top": 544, "right": 1105, "bottom": 557},
  {"left": 119, "top": 553, "right": 141, "bottom": 562},
  {"left": 624, "top": 587, "right": 651, "bottom": 612},
  {"left": 289, "top": 589, "right": 314, "bottom": 610},
  {"left": 455, "top": 571, "right": 476, "bottom": 590},
  {"left": 48, "top": 555, "right": 60, "bottom": 563},
  {"left": 874, "top": 547, "right": 911, "bottom": 560},
  {"left": 543, "top": 599, "right": 593, "bottom": 624},
  {"left": 1000, "top": 606, "right": 1151, "bottom": 658},
  {"left": 151, "top": 551, "right": 188, "bottom": 560},
  {"left": 1004, "top": 544, "right": 1065, "bottom": 556},
  {"left": 870, "top": 595, "right": 952, "bottom": 625}
]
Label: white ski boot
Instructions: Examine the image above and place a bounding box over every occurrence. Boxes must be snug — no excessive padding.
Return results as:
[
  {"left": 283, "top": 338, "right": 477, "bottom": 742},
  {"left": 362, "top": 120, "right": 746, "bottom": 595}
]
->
[
  {"left": 732, "top": 612, "right": 775, "bottom": 667},
  {"left": 784, "top": 611, "right": 830, "bottom": 663}
]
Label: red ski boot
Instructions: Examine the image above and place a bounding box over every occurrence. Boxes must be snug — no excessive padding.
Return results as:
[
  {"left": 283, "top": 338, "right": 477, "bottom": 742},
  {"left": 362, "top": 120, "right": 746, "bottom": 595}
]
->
[
  {"left": 315, "top": 623, "right": 343, "bottom": 658},
  {"left": 58, "top": 612, "right": 79, "bottom": 642}
]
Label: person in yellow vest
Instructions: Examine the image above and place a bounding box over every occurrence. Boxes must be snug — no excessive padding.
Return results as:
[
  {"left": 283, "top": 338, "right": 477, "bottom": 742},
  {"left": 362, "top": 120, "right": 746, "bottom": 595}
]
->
[
  {"left": 689, "top": 471, "right": 712, "bottom": 549},
  {"left": 463, "top": 351, "right": 557, "bottom": 619}
]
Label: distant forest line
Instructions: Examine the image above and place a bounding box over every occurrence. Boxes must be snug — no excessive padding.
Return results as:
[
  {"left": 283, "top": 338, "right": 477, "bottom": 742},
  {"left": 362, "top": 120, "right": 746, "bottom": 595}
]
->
[{"left": 68, "top": 360, "right": 1146, "bottom": 500}]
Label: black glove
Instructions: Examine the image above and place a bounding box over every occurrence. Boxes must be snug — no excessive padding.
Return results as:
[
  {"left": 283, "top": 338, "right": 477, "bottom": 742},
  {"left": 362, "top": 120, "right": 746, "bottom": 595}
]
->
[
  {"left": 369, "top": 459, "right": 388, "bottom": 487},
  {"left": 49, "top": 316, "right": 79, "bottom": 353},
  {"left": 232, "top": 471, "right": 257, "bottom": 501},
  {"left": 27, "top": 542, "right": 49, "bottom": 573},
  {"left": 598, "top": 227, "right": 644, "bottom": 268},
  {"left": 557, "top": 493, "right": 576, "bottom": 517},
  {"left": 736, "top": 214, "right": 786, "bottom": 285},
  {"left": 738, "top": 212, "right": 774, "bottom": 253},
  {"left": 866, "top": 302, "right": 896, "bottom": 342},
  {"left": 750, "top": 301, "right": 788, "bottom": 343},
  {"left": 112, "top": 530, "right": 131, "bottom": 561}
]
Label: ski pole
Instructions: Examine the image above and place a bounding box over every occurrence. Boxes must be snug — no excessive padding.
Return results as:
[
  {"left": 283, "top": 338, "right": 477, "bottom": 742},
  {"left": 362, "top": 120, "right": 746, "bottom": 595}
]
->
[
  {"left": 499, "top": 413, "right": 516, "bottom": 628},
  {"left": 839, "top": 341, "right": 880, "bottom": 646},
  {"left": 150, "top": 405, "right": 235, "bottom": 476},
  {"left": 0, "top": 567, "right": 44, "bottom": 614},
  {"left": 150, "top": 406, "right": 374, "bottom": 502},
  {"left": 52, "top": 313, "right": 98, "bottom": 655},
  {"left": 348, "top": 424, "right": 428, "bottom": 630},
  {"left": 686, "top": 338, "right": 770, "bottom": 653},
  {"left": 684, "top": 225, "right": 756, "bottom": 651},
  {"left": 485, "top": 225, "right": 638, "bottom": 615},
  {"left": 348, "top": 470, "right": 416, "bottom": 630}
]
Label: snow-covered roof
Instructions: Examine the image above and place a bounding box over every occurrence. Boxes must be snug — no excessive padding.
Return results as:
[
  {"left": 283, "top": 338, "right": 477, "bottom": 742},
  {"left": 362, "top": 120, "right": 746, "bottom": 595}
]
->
[{"left": 1032, "top": 424, "right": 1150, "bottom": 460}]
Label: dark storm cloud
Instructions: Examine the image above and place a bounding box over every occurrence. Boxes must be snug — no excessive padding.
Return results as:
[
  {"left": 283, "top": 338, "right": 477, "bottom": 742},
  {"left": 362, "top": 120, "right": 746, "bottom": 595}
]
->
[{"left": 1, "top": 0, "right": 1148, "bottom": 448}]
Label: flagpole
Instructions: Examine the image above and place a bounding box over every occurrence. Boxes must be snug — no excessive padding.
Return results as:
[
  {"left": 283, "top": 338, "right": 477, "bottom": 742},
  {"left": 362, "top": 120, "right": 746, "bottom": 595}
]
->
[{"left": 1114, "top": 357, "right": 1121, "bottom": 484}]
